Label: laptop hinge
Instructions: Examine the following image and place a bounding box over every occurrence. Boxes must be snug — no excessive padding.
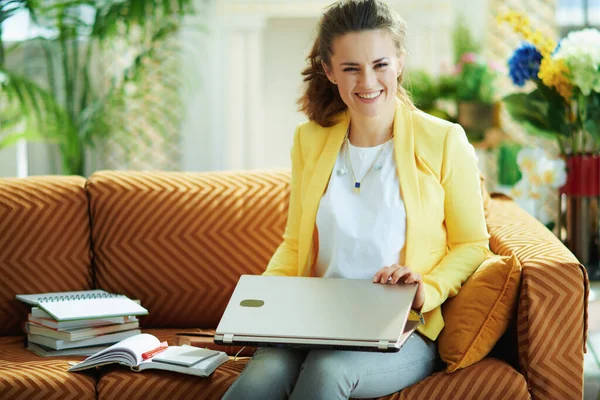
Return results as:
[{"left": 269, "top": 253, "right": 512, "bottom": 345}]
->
[
  {"left": 377, "top": 340, "right": 389, "bottom": 350},
  {"left": 223, "top": 334, "right": 234, "bottom": 344}
]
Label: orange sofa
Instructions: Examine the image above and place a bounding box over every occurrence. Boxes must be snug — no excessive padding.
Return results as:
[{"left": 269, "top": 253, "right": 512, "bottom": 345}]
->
[{"left": 0, "top": 171, "right": 588, "bottom": 399}]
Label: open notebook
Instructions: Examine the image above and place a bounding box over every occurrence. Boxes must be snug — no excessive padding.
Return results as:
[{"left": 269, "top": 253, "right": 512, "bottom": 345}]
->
[
  {"left": 16, "top": 290, "right": 148, "bottom": 321},
  {"left": 68, "top": 333, "right": 229, "bottom": 378}
]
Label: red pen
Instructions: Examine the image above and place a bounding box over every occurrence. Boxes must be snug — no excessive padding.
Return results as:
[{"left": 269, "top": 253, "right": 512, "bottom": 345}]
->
[{"left": 142, "top": 341, "right": 169, "bottom": 360}]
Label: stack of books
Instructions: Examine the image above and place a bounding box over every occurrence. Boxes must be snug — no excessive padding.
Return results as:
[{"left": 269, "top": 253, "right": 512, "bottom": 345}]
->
[{"left": 16, "top": 290, "right": 149, "bottom": 357}]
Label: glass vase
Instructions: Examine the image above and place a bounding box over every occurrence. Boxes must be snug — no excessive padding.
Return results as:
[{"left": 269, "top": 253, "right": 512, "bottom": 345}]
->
[{"left": 557, "top": 153, "right": 600, "bottom": 279}]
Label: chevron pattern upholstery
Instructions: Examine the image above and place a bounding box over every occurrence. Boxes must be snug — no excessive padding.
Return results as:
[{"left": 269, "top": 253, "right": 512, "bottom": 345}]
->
[
  {"left": 86, "top": 170, "right": 291, "bottom": 329},
  {"left": 0, "top": 336, "right": 96, "bottom": 399},
  {"left": 384, "top": 357, "right": 530, "bottom": 400},
  {"left": 0, "top": 173, "right": 587, "bottom": 399},
  {"left": 0, "top": 176, "right": 93, "bottom": 336},
  {"left": 486, "top": 195, "right": 587, "bottom": 400}
]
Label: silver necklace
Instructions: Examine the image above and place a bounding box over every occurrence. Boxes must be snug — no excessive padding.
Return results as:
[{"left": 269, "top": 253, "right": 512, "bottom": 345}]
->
[{"left": 337, "top": 127, "right": 393, "bottom": 193}]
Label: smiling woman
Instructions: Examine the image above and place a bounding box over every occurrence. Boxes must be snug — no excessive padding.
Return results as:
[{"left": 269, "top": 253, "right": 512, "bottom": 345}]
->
[
  {"left": 223, "top": 0, "right": 491, "bottom": 399},
  {"left": 299, "top": 1, "right": 414, "bottom": 136}
]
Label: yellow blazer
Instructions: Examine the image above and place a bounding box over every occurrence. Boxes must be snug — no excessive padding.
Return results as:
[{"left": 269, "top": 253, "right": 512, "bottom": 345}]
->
[{"left": 263, "top": 98, "right": 491, "bottom": 341}]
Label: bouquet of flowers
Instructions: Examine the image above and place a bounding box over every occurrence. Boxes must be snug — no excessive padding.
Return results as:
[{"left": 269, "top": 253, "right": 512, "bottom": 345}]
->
[{"left": 498, "top": 11, "right": 600, "bottom": 155}]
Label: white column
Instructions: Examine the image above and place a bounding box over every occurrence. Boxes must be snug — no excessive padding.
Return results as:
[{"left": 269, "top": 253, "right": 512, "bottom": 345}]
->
[
  {"left": 16, "top": 139, "right": 28, "bottom": 177},
  {"left": 222, "top": 15, "right": 266, "bottom": 171}
]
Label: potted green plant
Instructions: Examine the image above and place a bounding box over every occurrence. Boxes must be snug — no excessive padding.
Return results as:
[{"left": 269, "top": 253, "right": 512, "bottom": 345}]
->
[
  {"left": 0, "top": 0, "right": 196, "bottom": 175},
  {"left": 443, "top": 17, "right": 502, "bottom": 143},
  {"left": 406, "top": 70, "right": 454, "bottom": 121},
  {"left": 453, "top": 53, "right": 502, "bottom": 143}
]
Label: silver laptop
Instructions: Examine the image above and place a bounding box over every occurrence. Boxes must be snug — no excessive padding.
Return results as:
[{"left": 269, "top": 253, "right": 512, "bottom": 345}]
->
[{"left": 214, "top": 275, "right": 419, "bottom": 352}]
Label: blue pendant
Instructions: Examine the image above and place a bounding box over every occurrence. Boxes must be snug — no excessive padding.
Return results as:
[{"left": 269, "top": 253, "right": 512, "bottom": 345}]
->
[{"left": 354, "top": 182, "right": 361, "bottom": 193}]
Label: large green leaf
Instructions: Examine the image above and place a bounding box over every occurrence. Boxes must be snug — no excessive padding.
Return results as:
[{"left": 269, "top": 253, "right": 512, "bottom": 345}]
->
[
  {"left": 534, "top": 81, "right": 572, "bottom": 138},
  {"left": 0, "top": 126, "right": 58, "bottom": 149},
  {"left": 584, "top": 91, "right": 600, "bottom": 150},
  {"left": 0, "top": 68, "right": 71, "bottom": 143},
  {"left": 502, "top": 88, "right": 572, "bottom": 140},
  {"left": 91, "top": 0, "right": 194, "bottom": 39},
  {"left": 503, "top": 92, "right": 550, "bottom": 132},
  {"left": 0, "top": 1, "right": 41, "bottom": 24}
]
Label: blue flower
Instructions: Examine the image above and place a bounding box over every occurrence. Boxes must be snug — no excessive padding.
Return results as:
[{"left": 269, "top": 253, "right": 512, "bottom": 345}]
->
[{"left": 508, "top": 43, "right": 543, "bottom": 86}]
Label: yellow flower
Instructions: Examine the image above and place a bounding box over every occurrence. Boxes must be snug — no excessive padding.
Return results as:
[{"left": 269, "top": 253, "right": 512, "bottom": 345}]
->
[
  {"left": 541, "top": 39, "right": 556, "bottom": 58},
  {"left": 538, "top": 58, "right": 573, "bottom": 99},
  {"left": 517, "top": 25, "right": 533, "bottom": 39},
  {"left": 498, "top": 10, "right": 557, "bottom": 57},
  {"left": 529, "top": 31, "right": 544, "bottom": 47},
  {"left": 497, "top": 11, "right": 525, "bottom": 26}
]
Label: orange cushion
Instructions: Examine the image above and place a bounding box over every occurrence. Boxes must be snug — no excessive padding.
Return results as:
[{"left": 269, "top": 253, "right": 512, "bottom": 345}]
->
[{"left": 438, "top": 253, "right": 522, "bottom": 372}]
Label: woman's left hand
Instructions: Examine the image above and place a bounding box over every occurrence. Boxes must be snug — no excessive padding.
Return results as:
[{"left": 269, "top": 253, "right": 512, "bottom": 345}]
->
[{"left": 373, "top": 264, "right": 425, "bottom": 311}]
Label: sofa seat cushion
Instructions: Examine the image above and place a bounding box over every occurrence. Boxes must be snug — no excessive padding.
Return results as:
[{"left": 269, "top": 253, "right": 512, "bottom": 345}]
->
[
  {"left": 382, "top": 357, "right": 530, "bottom": 400},
  {"left": 0, "top": 336, "right": 96, "bottom": 400},
  {"left": 95, "top": 329, "right": 249, "bottom": 400}
]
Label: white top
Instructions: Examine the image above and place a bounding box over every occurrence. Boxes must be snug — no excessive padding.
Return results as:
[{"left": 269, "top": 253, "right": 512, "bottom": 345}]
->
[{"left": 314, "top": 137, "right": 407, "bottom": 279}]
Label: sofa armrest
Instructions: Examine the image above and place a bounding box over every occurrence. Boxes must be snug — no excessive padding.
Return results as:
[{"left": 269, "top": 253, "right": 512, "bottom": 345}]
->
[{"left": 486, "top": 195, "right": 588, "bottom": 400}]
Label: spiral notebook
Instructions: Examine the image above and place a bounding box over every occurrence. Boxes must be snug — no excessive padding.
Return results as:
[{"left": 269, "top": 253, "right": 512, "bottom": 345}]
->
[{"left": 16, "top": 290, "right": 148, "bottom": 322}]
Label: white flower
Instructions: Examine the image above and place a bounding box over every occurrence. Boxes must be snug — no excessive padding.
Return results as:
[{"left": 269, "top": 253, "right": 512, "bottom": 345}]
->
[
  {"left": 510, "top": 178, "right": 528, "bottom": 199},
  {"left": 0, "top": 71, "right": 8, "bottom": 85},
  {"left": 517, "top": 147, "right": 545, "bottom": 174},
  {"left": 535, "top": 206, "right": 553, "bottom": 225},
  {"left": 554, "top": 28, "right": 600, "bottom": 95},
  {"left": 536, "top": 157, "right": 567, "bottom": 189}
]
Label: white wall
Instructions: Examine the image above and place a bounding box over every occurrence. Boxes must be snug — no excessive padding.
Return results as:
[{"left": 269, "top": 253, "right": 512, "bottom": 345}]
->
[
  {"left": 0, "top": 148, "right": 17, "bottom": 177},
  {"left": 262, "top": 17, "right": 318, "bottom": 169}
]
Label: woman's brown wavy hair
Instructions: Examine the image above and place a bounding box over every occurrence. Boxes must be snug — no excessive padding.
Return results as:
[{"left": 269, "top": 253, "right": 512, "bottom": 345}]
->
[{"left": 298, "top": 0, "right": 415, "bottom": 127}]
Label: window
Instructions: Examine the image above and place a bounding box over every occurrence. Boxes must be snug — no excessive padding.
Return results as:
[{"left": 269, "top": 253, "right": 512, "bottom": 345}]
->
[{"left": 557, "top": 0, "right": 600, "bottom": 35}]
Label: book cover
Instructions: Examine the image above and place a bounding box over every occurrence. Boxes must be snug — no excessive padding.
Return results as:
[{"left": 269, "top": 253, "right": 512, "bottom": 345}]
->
[
  {"left": 17, "top": 290, "right": 110, "bottom": 305},
  {"left": 27, "top": 342, "right": 110, "bottom": 357},
  {"left": 16, "top": 290, "right": 148, "bottom": 321},
  {"left": 69, "top": 333, "right": 229, "bottom": 378},
  {"left": 28, "top": 329, "right": 142, "bottom": 350},
  {"left": 28, "top": 311, "right": 137, "bottom": 331},
  {"left": 27, "top": 321, "right": 140, "bottom": 341}
]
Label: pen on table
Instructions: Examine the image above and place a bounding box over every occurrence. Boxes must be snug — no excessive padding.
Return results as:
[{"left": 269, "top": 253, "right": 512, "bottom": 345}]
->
[{"left": 142, "top": 341, "right": 169, "bottom": 360}]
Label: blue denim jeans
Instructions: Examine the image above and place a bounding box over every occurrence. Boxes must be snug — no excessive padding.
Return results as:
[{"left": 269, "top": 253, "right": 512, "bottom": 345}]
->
[{"left": 222, "top": 333, "right": 440, "bottom": 400}]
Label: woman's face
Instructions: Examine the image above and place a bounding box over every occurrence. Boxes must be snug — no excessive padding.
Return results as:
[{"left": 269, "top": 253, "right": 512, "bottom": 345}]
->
[{"left": 323, "top": 29, "right": 403, "bottom": 119}]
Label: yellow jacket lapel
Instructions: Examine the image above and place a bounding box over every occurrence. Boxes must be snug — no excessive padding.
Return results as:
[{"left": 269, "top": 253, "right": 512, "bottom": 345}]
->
[
  {"left": 393, "top": 100, "right": 421, "bottom": 268},
  {"left": 297, "top": 113, "right": 349, "bottom": 277}
]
